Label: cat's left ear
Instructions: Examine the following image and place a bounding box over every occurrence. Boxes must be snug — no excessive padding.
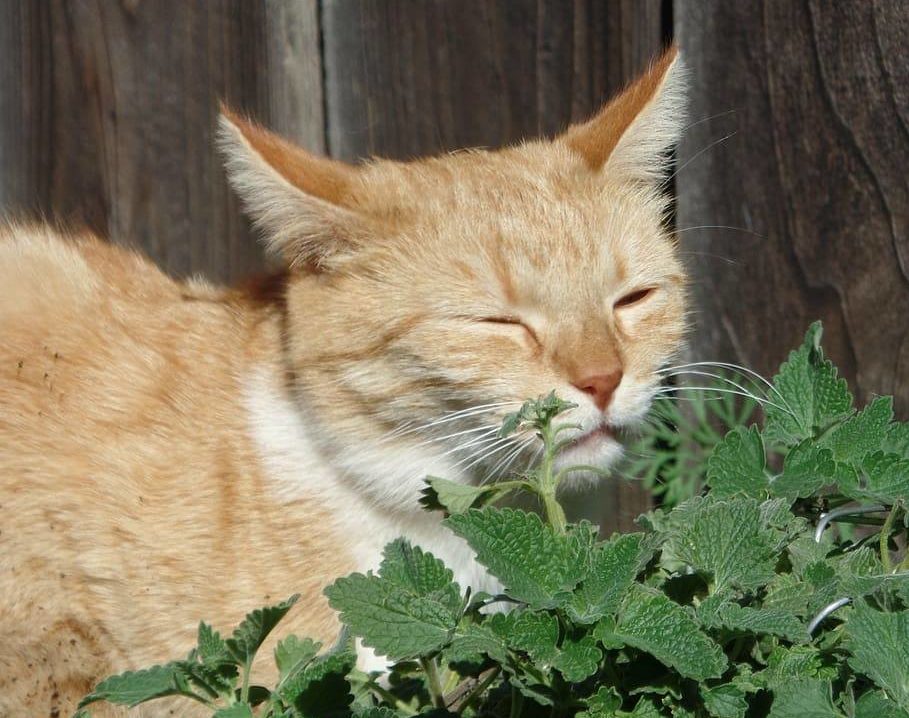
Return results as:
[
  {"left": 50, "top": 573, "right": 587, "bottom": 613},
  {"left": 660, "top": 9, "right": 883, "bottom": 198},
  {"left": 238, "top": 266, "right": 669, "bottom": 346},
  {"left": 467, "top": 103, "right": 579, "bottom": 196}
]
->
[
  {"left": 562, "top": 46, "right": 687, "bottom": 184},
  {"left": 217, "top": 106, "right": 373, "bottom": 270}
]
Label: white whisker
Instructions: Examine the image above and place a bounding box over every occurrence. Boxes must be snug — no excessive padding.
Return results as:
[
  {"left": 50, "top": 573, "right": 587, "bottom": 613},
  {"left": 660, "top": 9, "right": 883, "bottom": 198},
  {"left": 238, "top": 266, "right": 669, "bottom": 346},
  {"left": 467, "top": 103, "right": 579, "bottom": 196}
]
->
[
  {"left": 658, "top": 368, "right": 770, "bottom": 405},
  {"left": 657, "top": 360, "right": 795, "bottom": 416},
  {"left": 378, "top": 402, "right": 517, "bottom": 444},
  {"left": 653, "top": 384, "right": 792, "bottom": 415},
  {"left": 662, "top": 130, "right": 737, "bottom": 186},
  {"left": 456, "top": 437, "right": 519, "bottom": 475},
  {"left": 481, "top": 436, "right": 534, "bottom": 485}
]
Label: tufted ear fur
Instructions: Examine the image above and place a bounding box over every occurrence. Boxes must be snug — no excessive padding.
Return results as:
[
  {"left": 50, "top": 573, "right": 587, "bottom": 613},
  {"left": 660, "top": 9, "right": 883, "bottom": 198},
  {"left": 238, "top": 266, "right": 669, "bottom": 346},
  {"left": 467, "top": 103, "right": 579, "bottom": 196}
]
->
[
  {"left": 562, "top": 46, "right": 687, "bottom": 184},
  {"left": 218, "top": 107, "right": 371, "bottom": 269}
]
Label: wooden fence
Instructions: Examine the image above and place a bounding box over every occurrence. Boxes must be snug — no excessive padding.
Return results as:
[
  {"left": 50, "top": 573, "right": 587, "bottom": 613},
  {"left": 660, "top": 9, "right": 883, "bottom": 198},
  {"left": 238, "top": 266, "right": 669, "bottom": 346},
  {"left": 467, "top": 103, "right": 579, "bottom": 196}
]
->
[{"left": 1, "top": 0, "right": 907, "bottom": 530}]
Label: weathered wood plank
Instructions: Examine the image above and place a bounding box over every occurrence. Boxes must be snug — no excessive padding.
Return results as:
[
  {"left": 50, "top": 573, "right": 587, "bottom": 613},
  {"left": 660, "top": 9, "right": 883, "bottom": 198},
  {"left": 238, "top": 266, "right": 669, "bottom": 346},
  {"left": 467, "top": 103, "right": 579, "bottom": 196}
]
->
[
  {"left": 0, "top": 0, "right": 325, "bottom": 282},
  {"left": 264, "top": 0, "right": 325, "bottom": 152},
  {"left": 322, "top": 0, "right": 664, "bottom": 160},
  {"left": 321, "top": 0, "right": 665, "bottom": 531},
  {"left": 676, "top": 0, "right": 909, "bottom": 414}
]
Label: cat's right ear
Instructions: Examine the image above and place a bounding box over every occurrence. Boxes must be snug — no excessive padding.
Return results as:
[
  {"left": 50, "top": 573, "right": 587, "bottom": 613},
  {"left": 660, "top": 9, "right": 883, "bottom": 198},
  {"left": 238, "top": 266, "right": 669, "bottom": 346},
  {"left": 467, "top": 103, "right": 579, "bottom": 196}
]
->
[{"left": 218, "top": 107, "right": 370, "bottom": 269}]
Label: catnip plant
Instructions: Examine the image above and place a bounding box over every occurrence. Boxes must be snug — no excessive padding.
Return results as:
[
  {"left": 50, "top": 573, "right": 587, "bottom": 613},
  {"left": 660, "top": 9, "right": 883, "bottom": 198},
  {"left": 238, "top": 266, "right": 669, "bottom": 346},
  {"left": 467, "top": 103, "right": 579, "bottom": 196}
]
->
[{"left": 76, "top": 322, "right": 909, "bottom": 718}]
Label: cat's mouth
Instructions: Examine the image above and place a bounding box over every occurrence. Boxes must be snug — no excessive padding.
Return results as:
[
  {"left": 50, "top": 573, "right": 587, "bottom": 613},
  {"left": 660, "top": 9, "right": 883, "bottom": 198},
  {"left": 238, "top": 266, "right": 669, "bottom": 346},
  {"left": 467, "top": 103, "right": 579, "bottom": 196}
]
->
[
  {"left": 568, "top": 424, "right": 616, "bottom": 449},
  {"left": 552, "top": 421, "right": 624, "bottom": 479}
]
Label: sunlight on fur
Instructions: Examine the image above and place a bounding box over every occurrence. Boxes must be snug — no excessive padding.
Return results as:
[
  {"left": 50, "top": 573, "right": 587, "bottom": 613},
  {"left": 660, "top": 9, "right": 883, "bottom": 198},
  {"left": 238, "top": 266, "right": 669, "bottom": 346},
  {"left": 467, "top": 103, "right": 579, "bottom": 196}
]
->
[{"left": 0, "top": 47, "right": 687, "bottom": 716}]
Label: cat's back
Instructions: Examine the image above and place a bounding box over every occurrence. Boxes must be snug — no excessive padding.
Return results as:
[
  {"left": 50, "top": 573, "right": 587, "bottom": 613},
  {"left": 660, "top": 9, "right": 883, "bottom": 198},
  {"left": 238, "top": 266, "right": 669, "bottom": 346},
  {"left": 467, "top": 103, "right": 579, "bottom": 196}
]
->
[
  {"left": 0, "top": 225, "right": 344, "bottom": 716},
  {"left": 0, "top": 222, "right": 262, "bottom": 482},
  {"left": 0, "top": 223, "right": 173, "bottom": 322}
]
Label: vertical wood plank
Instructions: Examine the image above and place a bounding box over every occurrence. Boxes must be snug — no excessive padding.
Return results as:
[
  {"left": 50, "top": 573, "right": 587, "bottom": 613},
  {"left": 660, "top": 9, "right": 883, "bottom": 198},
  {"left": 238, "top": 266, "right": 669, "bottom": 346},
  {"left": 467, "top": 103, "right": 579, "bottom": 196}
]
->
[
  {"left": 0, "top": 0, "right": 327, "bottom": 282},
  {"left": 321, "top": 0, "right": 666, "bottom": 531},
  {"left": 264, "top": 0, "right": 326, "bottom": 152},
  {"left": 321, "top": 0, "right": 663, "bottom": 161},
  {"left": 675, "top": 1, "right": 909, "bottom": 414},
  {"left": 0, "top": 2, "right": 47, "bottom": 212}
]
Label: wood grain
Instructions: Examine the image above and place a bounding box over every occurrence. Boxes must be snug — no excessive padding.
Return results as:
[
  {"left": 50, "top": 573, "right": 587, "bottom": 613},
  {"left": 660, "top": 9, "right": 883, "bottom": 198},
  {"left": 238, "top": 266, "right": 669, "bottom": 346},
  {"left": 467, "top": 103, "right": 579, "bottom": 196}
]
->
[
  {"left": 676, "top": 0, "right": 909, "bottom": 415},
  {"left": 322, "top": 0, "right": 666, "bottom": 531},
  {"left": 321, "top": 0, "right": 664, "bottom": 161},
  {"left": 264, "top": 0, "right": 326, "bottom": 153},
  {"left": 0, "top": 0, "right": 325, "bottom": 282}
]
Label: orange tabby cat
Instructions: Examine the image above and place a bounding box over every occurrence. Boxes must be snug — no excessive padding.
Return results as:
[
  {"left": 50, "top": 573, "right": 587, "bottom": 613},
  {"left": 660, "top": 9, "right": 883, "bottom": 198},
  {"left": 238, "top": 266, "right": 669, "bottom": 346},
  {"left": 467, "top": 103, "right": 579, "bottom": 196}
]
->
[{"left": 0, "top": 48, "right": 686, "bottom": 716}]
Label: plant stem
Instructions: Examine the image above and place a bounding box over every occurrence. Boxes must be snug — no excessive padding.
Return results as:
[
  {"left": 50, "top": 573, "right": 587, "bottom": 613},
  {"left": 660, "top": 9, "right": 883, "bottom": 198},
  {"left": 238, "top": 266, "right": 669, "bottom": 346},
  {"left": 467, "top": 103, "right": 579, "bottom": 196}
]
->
[
  {"left": 537, "top": 424, "right": 567, "bottom": 533},
  {"left": 368, "top": 682, "right": 419, "bottom": 716},
  {"left": 879, "top": 504, "right": 898, "bottom": 572},
  {"left": 542, "top": 492, "right": 568, "bottom": 534},
  {"left": 450, "top": 666, "right": 501, "bottom": 713},
  {"left": 421, "top": 657, "right": 446, "bottom": 709},
  {"left": 510, "top": 685, "right": 524, "bottom": 718},
  {"left": 240, "top": 658, "right": 252, "bottom": 704}
]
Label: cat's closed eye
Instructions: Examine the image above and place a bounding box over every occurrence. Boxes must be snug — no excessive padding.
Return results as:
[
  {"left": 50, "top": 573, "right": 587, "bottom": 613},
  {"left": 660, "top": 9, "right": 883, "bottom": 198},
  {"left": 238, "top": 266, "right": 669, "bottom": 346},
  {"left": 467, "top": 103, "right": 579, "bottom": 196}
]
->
[
  {"left": 478, "top": 316, "right": 540, "bottom": 345},
  {"left": 614, "top": 287, "right": 656, "bottom": 309}
]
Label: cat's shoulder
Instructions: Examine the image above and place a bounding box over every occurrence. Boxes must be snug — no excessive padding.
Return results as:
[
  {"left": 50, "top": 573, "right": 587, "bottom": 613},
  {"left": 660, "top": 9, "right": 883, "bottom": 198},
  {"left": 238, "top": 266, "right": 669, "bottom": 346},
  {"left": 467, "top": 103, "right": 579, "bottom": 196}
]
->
[
  {"left": 1, "top": 222, "right": 168, "bottom": 287},
  {"left": 0, "top": 222, "right": 206, "bottom": 316}
]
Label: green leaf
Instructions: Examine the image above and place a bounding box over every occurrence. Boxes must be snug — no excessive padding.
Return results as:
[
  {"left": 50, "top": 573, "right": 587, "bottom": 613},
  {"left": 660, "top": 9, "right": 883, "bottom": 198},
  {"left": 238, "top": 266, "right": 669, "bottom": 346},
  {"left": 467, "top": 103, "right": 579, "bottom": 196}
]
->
[
  {"left": 355, "top": 709, "right": 401, "bottom": 718},
  {"left": 596, "top": 584, "right": 727, "bottom": 681},
  {"left": 664, "top": 496, "right": 779, "bottom": 593},
  {"left": 833, "top": 547, "right": 887, "bottom": 598},
  {"left": 788, "top": 534, "right": 833, "bottom": 577},
  {"left": 768, "top": 679, "right": 840, "bottom": 718},
  {"left": 700, "top": 601, "right": 805, "bottom": 641},
  {"left": 578, "top": 686, "right": 622, "bottom": 718},
  {"left": 821, "top": 396, "right": 893, "bottom": 464},
  {"left": 845, "top": 603, "right": 909, "bottom": 710},
  {"left": 275, "top": 635, "right": 320, "bottom": 682},
  {"left": 378, "top": 539, "right": 461, "bottom": 613},
  {"left": 499, "top": 391, "right": 576, "bottom": 437},
  {"left": 422, "top": 476, "right": 493, "bottom": 514},
  {"left": 567, "top": 533, "right": 656, "bottom": 624},
  {"left": 626, "top": 699, "right": 665, "bottom": 718},
  {"left": 552, "top": 635, "right": 602, "bottom": 682},
  {"left": 759, "top": 646, "right": 833, "bottom": 686},
  {"left": 213, "top": 706, "right": 254, "bottom": 718},
  {"left": 180, "top": 660, "right": 237, "bottom": 699},
  {"left": 882, "top": 421, "right": 909, "bottom": 459},
  {"left": 446, "top": 622, "right": 509, "bottom": 665},
  {"left": 703, "top": 684, "right": 748, "bottom": 718},
  {"left": 324, "top": 541, "right": 461, "bottom": 660},
  {"left": 489, "top": 610, "right": 558, "bottom": 663},
  {"left": 771, "top": 441, "right": 835, "bottom": 501},
  {"left": 507, "top": 670, "right": 557, "bottom": 707},
  {"left": 288, "top": 647, "right": 355, "bottom": 714},
  {"left": 355, "top": 709, "right": 402, "bottom": 718},
  {"left": 78, "top": 663, "right": 193, "bottom": 708},
  {"left": 706, "top": 426, "right": 768, "bottom": 498},
  {"left": 197, "top": 622, "right": 231, "bottom": 664},
  {"left": 445, "top": 508, "right": 590, "bottom": 608},
  {"left": 226, "top": 595, "right": 299, "bottom": 664},
  {"left": 843, "top": 451, "right": 909, "bottom": 503},
  {"left": 855, "top": 691, "right": 909, "bottom": 718},
  {"left": 765, "top": 322, "right": 852, "bottom": 447},
  {"left": 764, "top": 573, "right": 813, "bottom": 616}
]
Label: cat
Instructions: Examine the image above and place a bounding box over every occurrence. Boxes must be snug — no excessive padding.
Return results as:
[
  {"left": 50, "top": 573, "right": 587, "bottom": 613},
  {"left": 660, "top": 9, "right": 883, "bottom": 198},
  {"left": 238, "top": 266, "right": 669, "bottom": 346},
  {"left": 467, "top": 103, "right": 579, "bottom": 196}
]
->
[{"left": 0, "top": 47, "right": 687, "bottom": 716}]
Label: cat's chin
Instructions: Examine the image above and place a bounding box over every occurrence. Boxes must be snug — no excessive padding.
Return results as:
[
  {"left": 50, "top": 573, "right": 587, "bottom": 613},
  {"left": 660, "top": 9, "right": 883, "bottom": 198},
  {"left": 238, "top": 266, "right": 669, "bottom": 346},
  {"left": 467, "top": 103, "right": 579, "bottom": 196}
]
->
[{"left": 552, "top": 425, "right": 624, "bottom": 488}]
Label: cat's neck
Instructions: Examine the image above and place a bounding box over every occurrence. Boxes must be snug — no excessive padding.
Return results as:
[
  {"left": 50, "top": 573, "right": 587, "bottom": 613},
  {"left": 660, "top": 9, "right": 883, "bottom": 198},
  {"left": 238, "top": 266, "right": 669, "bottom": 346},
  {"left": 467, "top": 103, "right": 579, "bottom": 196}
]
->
[{"left": 241, "top": 359, "right": 494, "bottom": 592}]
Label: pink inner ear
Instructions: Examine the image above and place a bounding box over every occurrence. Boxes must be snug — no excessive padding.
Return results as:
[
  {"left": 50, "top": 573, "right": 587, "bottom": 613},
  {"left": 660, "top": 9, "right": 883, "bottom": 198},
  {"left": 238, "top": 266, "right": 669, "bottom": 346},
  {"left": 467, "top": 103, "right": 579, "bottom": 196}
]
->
[{"left": 563, "top": 46, "right": 679, "bottom": 170}]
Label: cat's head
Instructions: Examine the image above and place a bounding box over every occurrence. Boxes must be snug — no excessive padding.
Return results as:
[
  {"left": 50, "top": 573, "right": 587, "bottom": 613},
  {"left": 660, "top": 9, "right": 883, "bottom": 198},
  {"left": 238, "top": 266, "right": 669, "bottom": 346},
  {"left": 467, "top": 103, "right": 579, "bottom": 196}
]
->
[{"left": 220, "top": 47, "right": 688, "bottom": 507}]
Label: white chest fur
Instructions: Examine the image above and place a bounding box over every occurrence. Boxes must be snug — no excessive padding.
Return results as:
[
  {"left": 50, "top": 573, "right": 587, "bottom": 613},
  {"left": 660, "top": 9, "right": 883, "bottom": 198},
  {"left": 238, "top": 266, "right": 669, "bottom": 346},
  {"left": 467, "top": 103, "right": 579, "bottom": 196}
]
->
[{"left": 243, "top": 368, "right": 498, "bottom": 595}]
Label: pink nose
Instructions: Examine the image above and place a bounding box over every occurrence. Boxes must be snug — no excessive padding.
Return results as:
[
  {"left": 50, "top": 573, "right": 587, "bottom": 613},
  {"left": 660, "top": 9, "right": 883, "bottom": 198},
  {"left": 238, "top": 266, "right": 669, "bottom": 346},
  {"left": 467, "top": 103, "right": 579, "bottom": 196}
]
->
[{"left": 572, "top": 371, "right": 623, "bottom": 411}]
